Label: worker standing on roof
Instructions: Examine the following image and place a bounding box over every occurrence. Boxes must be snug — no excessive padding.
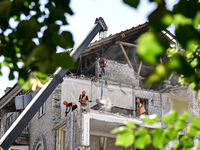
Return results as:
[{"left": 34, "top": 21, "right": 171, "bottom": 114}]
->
[
  {"left": 79, "top": 90, "right": 89, "bottom": 112},
  {"left": 136, "top": 99, "right": 146, "bottom": 115},
  {"left": 99, "top": 57, "right": 107, "bottom": 75},
  {"left": 63, "top": 101, "right": 78, "bottom": 117}
]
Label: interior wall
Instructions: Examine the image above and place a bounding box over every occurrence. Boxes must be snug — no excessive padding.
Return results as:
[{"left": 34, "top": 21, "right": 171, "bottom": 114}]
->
[
  {"left": 61, "top": 78, "right": 134, "bottom": 118},
  {"left": 171, "top": 99, "right": 188, "bottom": 116}
]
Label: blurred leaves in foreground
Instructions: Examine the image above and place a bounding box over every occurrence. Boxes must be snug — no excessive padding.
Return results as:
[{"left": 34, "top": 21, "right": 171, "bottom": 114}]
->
[
  {"left": 111, "top": 110, "right": 200, "bottom": 150},
  {"left": 124, "top": 0, "right": 200, "bottom": 99},
  {"left": 0, "top": 0, "right": 75, "bottom": 91}
]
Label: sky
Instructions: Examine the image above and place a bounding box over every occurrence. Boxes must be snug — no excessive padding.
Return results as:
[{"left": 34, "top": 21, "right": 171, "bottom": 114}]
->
[{"left": 0, "top": 0, "right": 178, "bottom": 97}]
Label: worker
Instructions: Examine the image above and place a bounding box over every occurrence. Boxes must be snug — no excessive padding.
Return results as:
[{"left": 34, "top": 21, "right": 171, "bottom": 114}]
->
[
  {"left": 99, "top": 57, "right": 107, "bottom": 75},
  {"left": 79, "top": 90, "right": 89, "bottom": 112},
  {"left": 63, "top": 101, "right": 78, "bottom": 117},
  {"left": 136, "top": 99, "right": 146, "bottom": 115}
]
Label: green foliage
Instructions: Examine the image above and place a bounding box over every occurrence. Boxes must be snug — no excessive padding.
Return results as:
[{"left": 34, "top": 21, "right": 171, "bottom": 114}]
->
[
  {"left": 141, "top": 114, "right": 160, "bottom": 124},
  {"left": 124, "top": 0, "right": 200, "bottom": 100},
  {"left": 0, "top": 0, "right": 75, "bottom": 91},
  {"left": 112, "top": 110, "right": 200, "bottom": 149}
]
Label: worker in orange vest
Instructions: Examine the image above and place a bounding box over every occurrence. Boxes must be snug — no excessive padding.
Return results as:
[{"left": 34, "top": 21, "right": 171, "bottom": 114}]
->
[
  {"left": 63, "top": 101, "right": 77, "bottom": 117},
  {"left": 79, "top": 90, "right": 89, "bottom": 112},
  {"left": 136, "top": 99, "right": 146, "bottom": 115}
]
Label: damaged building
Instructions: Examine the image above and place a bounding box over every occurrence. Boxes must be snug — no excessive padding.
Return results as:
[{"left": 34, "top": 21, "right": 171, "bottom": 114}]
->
[{"left": 0, "top": 22, "right": 198, "bottom": 150}]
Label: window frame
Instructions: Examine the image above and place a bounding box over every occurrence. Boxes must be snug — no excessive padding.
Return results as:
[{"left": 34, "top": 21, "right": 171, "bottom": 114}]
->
[{"left": 39, "top": 102, "right": 46, "bottom": 117}]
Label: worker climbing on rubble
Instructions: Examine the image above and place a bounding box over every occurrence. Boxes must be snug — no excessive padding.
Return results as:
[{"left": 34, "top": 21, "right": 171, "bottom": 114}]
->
[
  {"left": 63, "top": 101, "right": 78, "bottom": 117},
  {"left": 99, "top": 57, "right": 107, "bottom": 75},
  {"left": 79, "top": 90, "right": 89, "bottom": 112},
  {"left": 136, "top": 99, "right": 146, "bottom": 115}
]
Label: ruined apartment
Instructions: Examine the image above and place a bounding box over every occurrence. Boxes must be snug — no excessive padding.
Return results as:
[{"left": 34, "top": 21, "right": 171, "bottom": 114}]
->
[{"left": 0, "top": 22, "right": 198, "bottom": 150}]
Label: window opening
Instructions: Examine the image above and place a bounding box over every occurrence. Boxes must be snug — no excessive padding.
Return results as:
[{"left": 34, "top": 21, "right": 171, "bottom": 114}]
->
[
  {"left": 39, "top": 102, "right": 46, "bottom": 117},
  {"left": 135, "top": 97, "right": 148, "bottom": 117}
]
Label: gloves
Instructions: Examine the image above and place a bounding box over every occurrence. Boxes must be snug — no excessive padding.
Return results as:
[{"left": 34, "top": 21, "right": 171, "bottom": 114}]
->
[{"left": 65, "top": 112, "right": 68, "bottom": 117}]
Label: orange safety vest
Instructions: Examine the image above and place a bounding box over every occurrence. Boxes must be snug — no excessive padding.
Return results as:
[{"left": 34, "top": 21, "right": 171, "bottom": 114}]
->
[
  {"left": 137, "top": 104, "right": 146, "bottom": 114},
  {"left": 80, "top": 94, "right": 87, "bottom": 104}
]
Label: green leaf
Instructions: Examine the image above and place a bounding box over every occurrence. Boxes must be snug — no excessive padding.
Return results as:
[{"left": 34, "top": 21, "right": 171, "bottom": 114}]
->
[
  {"left": 173, "top": 14, "right": 192, "bottom": 29},
  {"left": 165, "top": 126, "right": 178, "bottom": 140},
  {"left": 123, "top": 0, "right": 140, "bottom": 8},
  {"left": 179, "top": 111, "right": 190, "bottom": 122},
  {"left": 194, "top": 11, "right": 200, "bottom": 27},
  {"left": 0, "top": 1, "right": 12, "bottom": 20},
  {"left": 144, "top": 64, "right": 169, "bottom": 87},
  {"left": 52, "top": 52, "right": 74, "bottom": 70},
  {"left": 192, "top": 117, "right": 200, "bottom": 130},
  {"left": 162, "top": 110, "right": 178, "bottom": 125},
  {"left": 172, "top": 0, "right": 199, "bottom": 19},
  {"left": 125, "top": 122, "right": 136, "bottom": 129},
  {"left": 168, "top": 54, "right": 196, "bottom": 83},
  {"left": 134, "top": 128, "right": 151, "bottom": 149},
  {"left": 115, "top": 128, "right": 134, "bottom": 148},
  {"left": 148, "top": 1, "right": 172, "bottom": 32},
  {"left": 190, "top": 82, "right": 196, "bottom": 89},
  {"left": 187, "top": 125, "right": 197, "bottom": 138},
  {"left": 152, "top": 128, "right": 168, "bottom": 149},
  {"left": 141, "top": 114, "right": 160, "bottom": 124},
  {"left": 22, "top": 80, "right": 31, "bottom": 91},
  {"left": 175, "top": 25, "right": 200, "bottom": 50},
  {"left": 111, "top": 127, "right": 123, "bottom": 134},
  {"left": 175, "top": 120, "right": 185, "bottom": 131},
  {"left": 180, "top": 135, "right": 193, "bottom": 148},
  {"left": 17, "top": 18, "right": 42, "bottom": 40},
  {"left": 52, "top": 31, "right": 74, "bottom": 49},
  {"left": 134, "top": 133, "right": 151, "bottom": 149},
  {"left": 137, "top": 32, "right": 166, "bottom": 64}
]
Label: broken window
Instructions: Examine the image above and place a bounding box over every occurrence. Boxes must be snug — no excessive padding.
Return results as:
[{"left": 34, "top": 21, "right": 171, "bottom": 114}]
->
[
  {"left": 39, "top": 102, "right": 46, "bottom": 117},
  {"left": 135, "top": 97, "right": 148, "bottom": 117}
]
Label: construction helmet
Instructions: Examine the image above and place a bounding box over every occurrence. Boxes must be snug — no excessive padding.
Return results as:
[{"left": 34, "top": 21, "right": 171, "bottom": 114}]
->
[
  {"left": 82, "top": 90, "right": 86, "bottom": 94},
  {"left": 136, "top": 99, "right": 140, "bottom": 103},
  {"left": 63, "top": 101, "right": 67, "bottom": 105}
]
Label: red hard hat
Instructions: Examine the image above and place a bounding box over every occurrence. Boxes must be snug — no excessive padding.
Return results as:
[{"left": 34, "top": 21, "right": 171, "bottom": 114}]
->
[
  {"left": 82, "top": 90, "right": 86, "bottom": 94},
  {"left": 63, "top": 101, "right": 67, "bottom": 105},
  {"left": 136, "top": 99, "right": 140, "bottom": 103}
]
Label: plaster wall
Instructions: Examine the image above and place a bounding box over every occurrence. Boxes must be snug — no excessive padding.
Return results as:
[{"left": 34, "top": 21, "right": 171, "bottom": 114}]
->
[
  {"left": 171, "top": 99, "right": 188, "bottom": 116},
  {"left": 61, "top": 78, "right": 134, "bottom": 117}
]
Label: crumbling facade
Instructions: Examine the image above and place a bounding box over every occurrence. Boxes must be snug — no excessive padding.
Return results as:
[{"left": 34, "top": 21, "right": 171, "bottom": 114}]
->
[{"left": 0, "top": 22, "right": 196, "bottom": 150}]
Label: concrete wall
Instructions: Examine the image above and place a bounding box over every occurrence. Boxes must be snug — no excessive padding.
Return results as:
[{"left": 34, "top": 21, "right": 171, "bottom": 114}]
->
[
  {"left": 187, "top": 86, "right": 200, "bottom": 117},
  {"left": 61, "top": 78, "right": 134, "bottom": 111}
]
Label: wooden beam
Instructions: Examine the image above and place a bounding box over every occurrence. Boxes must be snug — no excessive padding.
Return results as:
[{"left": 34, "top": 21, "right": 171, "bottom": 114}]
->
[
  {"left": 138, "top": 61, "right": 143, "bottom": 75},
  {"left": 116, "top": 41, "right": 137, "bottom": 47},
  {"left": 119, "top": 42, "right": 134, "bottom": 69},
  {"left": 168, "top": 72, "right": 174, "bottom": 80}
]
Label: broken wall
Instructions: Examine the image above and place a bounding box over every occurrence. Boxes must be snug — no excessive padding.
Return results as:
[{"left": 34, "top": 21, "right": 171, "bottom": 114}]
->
[
  {"left": 95, "top": 59, "right": 139, "bottom": 87},
  {"left": 61, "top": 77, "right": 134, "bottom": 111},
  {"left": 133, "top": 89, "right": 162, "bottom": 116}
]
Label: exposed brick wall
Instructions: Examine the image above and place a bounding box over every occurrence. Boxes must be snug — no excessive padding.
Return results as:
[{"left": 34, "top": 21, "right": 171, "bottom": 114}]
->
[
  {"left": 95, "top": 60, "right": 139, "bottom": 87},
  {"left": 29, "top": 84, "right": 61, "bottom": 150},
  {"left": 133, "top": 90, "right": 162, "bottom": 116}
]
